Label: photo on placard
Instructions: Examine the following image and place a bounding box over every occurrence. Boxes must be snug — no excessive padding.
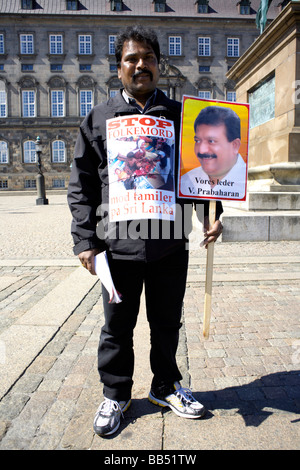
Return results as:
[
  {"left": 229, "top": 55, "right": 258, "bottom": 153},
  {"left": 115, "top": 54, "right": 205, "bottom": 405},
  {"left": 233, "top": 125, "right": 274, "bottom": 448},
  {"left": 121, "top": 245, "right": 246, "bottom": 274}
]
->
[{"left": 178, "top": 96, "right": 249, "bottom": 202}]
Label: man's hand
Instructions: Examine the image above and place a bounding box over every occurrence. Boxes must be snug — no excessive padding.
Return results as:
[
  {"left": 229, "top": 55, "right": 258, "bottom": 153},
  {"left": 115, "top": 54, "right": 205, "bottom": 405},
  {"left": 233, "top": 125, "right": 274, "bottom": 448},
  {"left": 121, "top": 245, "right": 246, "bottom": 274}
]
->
[
  {"left": 201, "top": 217, "right": 223, "bottom": 248},
  {"left": 78, "top": 248, "right": 101, "bottom": 275}
]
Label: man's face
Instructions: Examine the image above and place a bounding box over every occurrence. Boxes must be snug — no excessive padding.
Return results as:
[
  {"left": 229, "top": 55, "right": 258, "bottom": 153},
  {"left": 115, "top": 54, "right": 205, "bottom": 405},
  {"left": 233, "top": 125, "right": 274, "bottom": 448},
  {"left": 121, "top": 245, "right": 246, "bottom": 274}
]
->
[
  {"left": 194, "top": 123, "right": 241, "bottom": 180},
  {"left": 117, "top": 39, "right": 160, "bottom": 101}
]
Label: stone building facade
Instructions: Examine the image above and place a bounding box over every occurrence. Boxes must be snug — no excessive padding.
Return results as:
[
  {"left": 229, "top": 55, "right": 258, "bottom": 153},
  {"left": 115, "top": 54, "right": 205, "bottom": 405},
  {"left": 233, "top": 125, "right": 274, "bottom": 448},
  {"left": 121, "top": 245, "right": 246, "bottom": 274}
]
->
[{"left": 0, "top": 0, "right": 281, "bottom": 191}]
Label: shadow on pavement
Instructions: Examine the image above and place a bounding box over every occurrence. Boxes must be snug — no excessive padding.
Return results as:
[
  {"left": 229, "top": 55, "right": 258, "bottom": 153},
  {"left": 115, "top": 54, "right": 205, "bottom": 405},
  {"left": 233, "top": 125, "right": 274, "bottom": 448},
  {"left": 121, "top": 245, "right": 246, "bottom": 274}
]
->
[
  {"left": 193, "top": 370, "right": 300, "bottom": 427},
  {"left": 93, "top": 371, "right": 300, "bottom": 440}
]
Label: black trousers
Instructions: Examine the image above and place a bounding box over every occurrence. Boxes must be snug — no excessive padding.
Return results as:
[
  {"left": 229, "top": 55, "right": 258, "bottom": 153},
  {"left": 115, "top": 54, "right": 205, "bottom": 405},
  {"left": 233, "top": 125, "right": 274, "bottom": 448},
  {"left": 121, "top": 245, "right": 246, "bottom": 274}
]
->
[{"left": 97, "top": 247, "right": 189, "bottom": 401}]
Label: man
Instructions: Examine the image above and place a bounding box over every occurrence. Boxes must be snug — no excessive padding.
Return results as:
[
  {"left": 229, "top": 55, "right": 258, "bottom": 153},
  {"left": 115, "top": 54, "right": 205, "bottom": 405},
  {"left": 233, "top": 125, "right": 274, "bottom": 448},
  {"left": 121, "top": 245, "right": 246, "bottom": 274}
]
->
[
  {"left": 180, "top": 106, "right": 247, "bottom": 199},
  {"left": 67, "top": 25, "right": 223, "bottom": 437}
]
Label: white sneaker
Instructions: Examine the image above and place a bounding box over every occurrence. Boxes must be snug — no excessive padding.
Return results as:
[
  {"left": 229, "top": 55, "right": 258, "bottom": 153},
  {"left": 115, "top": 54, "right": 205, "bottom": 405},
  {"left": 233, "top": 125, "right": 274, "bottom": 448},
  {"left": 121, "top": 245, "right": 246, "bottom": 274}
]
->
[
  {"left": 148, "top": 381, "right": 205, "bottom": 419},
  {"left": 93, "top": 398, "right": 131, "bottom": 436}
]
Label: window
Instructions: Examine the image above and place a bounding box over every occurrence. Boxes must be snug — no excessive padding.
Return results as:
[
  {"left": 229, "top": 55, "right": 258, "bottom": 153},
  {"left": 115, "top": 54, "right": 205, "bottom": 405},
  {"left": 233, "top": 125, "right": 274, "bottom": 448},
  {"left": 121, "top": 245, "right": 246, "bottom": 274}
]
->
[
  {"left": 169, "top": 36, "right": 182, "bottom": 56},
  {"left": 23, "top": 140, "right": 36, "bottom": 163},
  {"left": 66, "top": 0, "right": 78, "bottom": 10},
  {"left": 21, "top": 64, "right": 34, "bottom": 72},
  {"left": 21, "top": 0, "right": 34, "bottom": 9},
  {"left": 24, "top": 179, "right": 36, "bottom": 188},
  {"left": 227, "top": 38, "right": 239, "bottom": 57},
  {"left": 110, "top": 0, "right": 123, "bottom": 11},
  {"left": 49, "top": 35, "right": 63, "bottom": 55},
  {"left": 78, "top": 35, "right": 92, "bottom": 55},
  {"left": 110, "top": 90, "right": 118, "bottom": 98},
  {"left": 0, "top": 179, "right": 8, "bottom": 189},
  {"left": 79, "top": 64, "right": 91, "bottom": 71},
  {"left": 52, "top": 140, "right": 66, "bottom": 163},
  {"left": 198, "top": 90, "right": 211, "bottom": 99},
  {"left": 197, "top": 0, "right": 209, "bottom": 14},
  {"left": 51, "top": 90, "right": 64, "bottom": 117},
  {"left": 20, "top": 34, "right": 34, "bottom": 54},
  {"left": 0, "top": 90, "right": 7, "bottom": 117},
  {"left": 154, "top": 0, "right": 166, "bottom": 12},
  {"left": 51, "top": 64, "right": 63, "bottom": 72},
  {"left": 22, "top": 90, "right": 36, "bottom": 117},
  {"left": 0, "top": 141, "right": 8, "bottom": 163},
  {"left": 110, "top": 64, "right": 118, "bottom": 73},
  {"left": 0, "top": 34, "right": 4, "bottom": 54},
  {"left": 239, "top": 1, "right": 251, "bottom": 15},
  {"left": 240, "top": 5, "right": 250, "bottom": 14},
  {"left": 199, "top": 65, "right": 210, "bottom": 73},
  {"left": 198, "top": 37, "right": 211, "bottom": 56},
  {"left": 227, "top": 91, "right": 236, "bottom": 102},
  {"left": 52, "top": 179, "right": 65, "bottom": 188},
  {"left": 109, "top": 35, "right": 116, "bottom": 55},
  {"left": 80, "top": 90, "right": 93, "bottom": 117}
]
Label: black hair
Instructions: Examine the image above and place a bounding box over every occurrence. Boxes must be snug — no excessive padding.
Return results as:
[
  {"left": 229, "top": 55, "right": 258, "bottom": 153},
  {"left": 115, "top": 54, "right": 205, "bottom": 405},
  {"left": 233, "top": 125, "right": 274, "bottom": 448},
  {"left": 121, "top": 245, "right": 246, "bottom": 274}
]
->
[
  {"left": 194, "top": 106, "right": 241, "bottom": 142},
  {"left": 115, "top": 25, "right": 160, "bottom": 67}
]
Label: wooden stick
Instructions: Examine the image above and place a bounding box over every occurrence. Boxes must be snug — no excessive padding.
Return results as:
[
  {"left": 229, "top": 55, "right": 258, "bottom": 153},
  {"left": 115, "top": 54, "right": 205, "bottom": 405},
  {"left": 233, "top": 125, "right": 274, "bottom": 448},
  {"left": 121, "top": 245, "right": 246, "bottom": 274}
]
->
[{"left": 203, "top": 200, "right": 216, "bottom": 339}]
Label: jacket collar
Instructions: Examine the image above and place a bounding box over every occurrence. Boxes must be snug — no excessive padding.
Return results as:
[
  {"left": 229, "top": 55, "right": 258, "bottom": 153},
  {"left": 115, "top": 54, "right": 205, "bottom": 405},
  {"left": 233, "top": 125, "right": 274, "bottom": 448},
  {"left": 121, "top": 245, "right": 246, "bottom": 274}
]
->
[
  {"left": 109, "top": 88, "right": 180, "bottom": 116},
  {"left": 122, "top": 89, "right": 158, "bottom": 113}
]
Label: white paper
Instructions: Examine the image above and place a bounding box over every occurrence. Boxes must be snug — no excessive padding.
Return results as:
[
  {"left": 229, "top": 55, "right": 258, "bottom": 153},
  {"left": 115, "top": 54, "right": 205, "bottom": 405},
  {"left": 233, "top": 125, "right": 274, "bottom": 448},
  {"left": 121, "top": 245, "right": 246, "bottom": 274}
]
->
[{"left": 94, "top": 252, "right": 122, "bottom": 303}]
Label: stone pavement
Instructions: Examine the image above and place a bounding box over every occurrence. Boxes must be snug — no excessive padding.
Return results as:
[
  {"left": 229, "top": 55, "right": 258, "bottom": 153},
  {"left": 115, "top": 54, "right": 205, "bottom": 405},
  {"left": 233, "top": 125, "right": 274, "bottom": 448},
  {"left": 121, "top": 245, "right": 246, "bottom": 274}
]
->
[{"left": 0, "top": 193, "right": 299, "bottom": 451}]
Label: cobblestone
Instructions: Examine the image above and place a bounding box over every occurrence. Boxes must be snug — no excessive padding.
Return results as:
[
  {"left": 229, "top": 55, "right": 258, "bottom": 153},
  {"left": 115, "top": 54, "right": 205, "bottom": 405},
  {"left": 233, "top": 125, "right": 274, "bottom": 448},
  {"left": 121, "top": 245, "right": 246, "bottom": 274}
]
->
[{"left": 0, "top": 193, "right": 299, "bottom": 450}]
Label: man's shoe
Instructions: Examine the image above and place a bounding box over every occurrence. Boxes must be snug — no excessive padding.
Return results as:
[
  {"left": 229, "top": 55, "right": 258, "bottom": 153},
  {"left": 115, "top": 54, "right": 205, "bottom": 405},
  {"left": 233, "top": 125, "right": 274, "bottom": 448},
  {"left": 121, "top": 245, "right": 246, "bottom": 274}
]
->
[
  {"left": 148, "top": 381, "right": 205, "bottom": 419},
  {"left": 93, "top": 398, "right": 131, "bottom": 436}
]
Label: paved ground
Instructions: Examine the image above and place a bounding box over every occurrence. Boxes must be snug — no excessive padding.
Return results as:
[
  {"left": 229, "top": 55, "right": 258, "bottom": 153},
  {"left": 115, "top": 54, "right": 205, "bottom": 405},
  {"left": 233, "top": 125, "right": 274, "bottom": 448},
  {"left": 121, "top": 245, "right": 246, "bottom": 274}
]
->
[{"left": 0, "top": 193, "right": 299, "bottom": 452}]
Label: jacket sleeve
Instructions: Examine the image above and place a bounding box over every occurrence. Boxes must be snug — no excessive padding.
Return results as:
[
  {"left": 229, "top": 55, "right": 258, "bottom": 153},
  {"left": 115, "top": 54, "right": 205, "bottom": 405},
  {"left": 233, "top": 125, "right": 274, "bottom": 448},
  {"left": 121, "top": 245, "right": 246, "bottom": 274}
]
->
[{"left": 67, "top": 125, "right": 107, "bottom": 256}]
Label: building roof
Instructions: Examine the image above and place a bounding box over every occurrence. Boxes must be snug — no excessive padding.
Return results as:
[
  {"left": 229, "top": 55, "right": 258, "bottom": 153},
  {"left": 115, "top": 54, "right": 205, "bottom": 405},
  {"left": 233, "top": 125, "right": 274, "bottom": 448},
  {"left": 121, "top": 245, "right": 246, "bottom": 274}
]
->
[{"left": 0, "top": 0, "right": 279, "bottom": 19}]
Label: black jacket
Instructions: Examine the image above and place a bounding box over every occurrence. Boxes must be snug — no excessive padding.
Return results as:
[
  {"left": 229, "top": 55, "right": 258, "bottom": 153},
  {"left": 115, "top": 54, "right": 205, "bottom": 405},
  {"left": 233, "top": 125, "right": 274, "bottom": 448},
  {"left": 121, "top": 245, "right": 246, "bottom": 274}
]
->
[{"left": 67, "top": 89, "right": 223, "bottom": 260}]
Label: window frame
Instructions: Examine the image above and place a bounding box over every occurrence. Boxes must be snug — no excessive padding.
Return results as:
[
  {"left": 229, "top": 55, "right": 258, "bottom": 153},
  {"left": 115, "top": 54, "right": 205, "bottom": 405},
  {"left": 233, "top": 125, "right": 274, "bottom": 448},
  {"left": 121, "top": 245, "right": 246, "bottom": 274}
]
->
[
  {"left": 52, "top": 178, "right": 65, "bottom": 188},
  {"left": 23, "top": 140, "right": 36, "bottom": 163},
  {"left": 109, "top": 35, "right": 116, "bottom": 55},
  {"left": 109, "top": 90, "right": 118, "bottom": 98},
  {"left": 169, "top": 36, "right": 182, "bottom": 56},
  {"left": 0, "top": 34, "right": 4, "bottom": 55},
  {"left": 154, "top": 0, "right": 166, "bottom": 13},
  {"left": 21, "top": 64, "right": 34, "bottom": 72},
  {"left": 22, "top": 89, "right": 36, "bottom": 117},
  {"left": 51, "top": 90, "right": 65, "bottom": 117},
  {"left": 198, "top": 90, "right": 211, "bottom": 99},
  {"left": 66, "top": 0, "right": 79, "bottom": 10},
  {"left": 78, "top": 34, "right": 92, "bottom": 55},
  {"left": 240, "top": 5, "right": 250, "bottom": 14},
  {"left": 110, "top": 0, "right": 123, "bottom": 12},
  {"left": 50, "top": 64, "right": 63, "bottom": 72},
  {"left": 49, "top": 34, "right": 63, "bottom": 55},
  {"left": 79, "top": 89, "right": 93, "bottom": 117},
  {"left": 0, "top": 179, "right": 8, "bottom": 189},
  {"left": 52, "top": 140, "right": 66, "bottom": 163},
  {"left": 197, "top": 0, "right": 209, "bottom": 14},
  {"left": 226, "top": 91, "right": 237, "bottom": 102},
  {"left": 24, "top": 179, "right": 36, "bottom": 188},
  {"left": 0, "top": 141, "right": 8, "bottom": 164},
  {"left": 199, "top": 65, "right": 210, "bottom": 73},
  {"left": 0, "top": 89, "right": 7, "bottom": 118},
  {"left": 239, "top": 0, "right": 251, "bottom": 15},
  {"left": 227, "top": 37, "right": 240, "bottom": 58},
  {"left": 21, "top": 0, "right": 34, "bottom": 9},
  {"left": 198, "top": 37, "right": 211, "bottom": 57},
  {"left": 20, "top": 34, "right": 34, "bottom": 55}
]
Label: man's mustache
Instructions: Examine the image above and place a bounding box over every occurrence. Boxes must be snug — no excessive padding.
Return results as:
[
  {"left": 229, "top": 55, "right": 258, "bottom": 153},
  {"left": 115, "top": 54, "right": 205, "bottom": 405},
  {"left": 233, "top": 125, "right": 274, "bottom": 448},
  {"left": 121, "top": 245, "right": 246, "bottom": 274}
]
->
[
  {"left": 197, "top": 153, "right": 217, "bottom": 160},
  {"left": 133, "top": 69, "right": 153, "bottom": 81}
]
